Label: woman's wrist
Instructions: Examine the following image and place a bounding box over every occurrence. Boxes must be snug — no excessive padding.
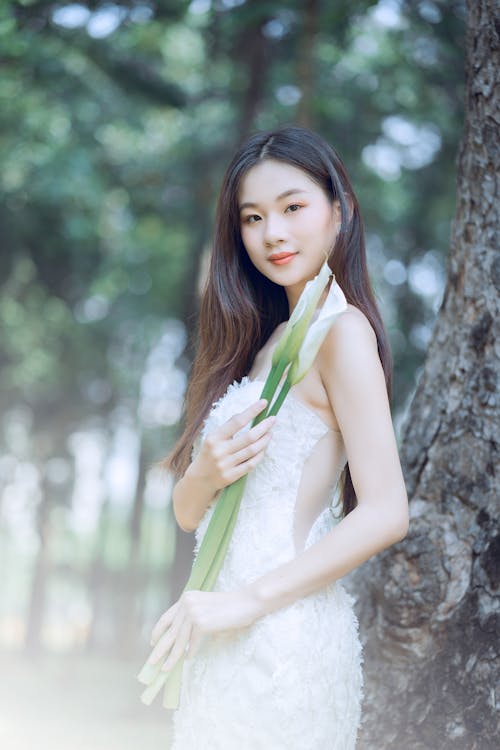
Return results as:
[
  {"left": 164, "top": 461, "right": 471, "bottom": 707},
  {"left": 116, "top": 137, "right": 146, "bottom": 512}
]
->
[
  {"left": 172, "top": 463, "right": 220, "bottom": 533},
  {"left": 241, "top": 581, "right": 274, "bottom": 621},
  {"left": 184, "top": 460, "right": 219, "bottom": 497}
]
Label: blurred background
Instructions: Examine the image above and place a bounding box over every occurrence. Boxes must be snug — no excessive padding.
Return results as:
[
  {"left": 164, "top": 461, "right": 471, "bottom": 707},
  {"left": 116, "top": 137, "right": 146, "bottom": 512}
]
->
[{"left": 1, "top": 0, "right": 465, "bottom": 747}]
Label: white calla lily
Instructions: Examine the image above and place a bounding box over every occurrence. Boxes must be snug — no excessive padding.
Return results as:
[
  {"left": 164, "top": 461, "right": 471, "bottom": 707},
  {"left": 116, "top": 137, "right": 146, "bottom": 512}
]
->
[
  {"left": 271, "top": 261, "right": 332, "bottom": 367},
  {"left": 289, "top": 276, "right": 347, "bottom": 385}
]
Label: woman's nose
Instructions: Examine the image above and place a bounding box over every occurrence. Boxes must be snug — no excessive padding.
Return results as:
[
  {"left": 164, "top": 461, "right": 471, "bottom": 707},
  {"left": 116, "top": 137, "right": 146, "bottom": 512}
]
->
[{"left": 263, "top": 214, "right": 287, "bottom": 246}]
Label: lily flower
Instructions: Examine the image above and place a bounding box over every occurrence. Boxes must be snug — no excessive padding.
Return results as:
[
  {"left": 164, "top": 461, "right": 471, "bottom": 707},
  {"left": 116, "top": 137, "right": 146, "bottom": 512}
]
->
[
  {"left": 260, "top": 261, "right": 332, "bottom": 408},
  {"left": 271, "top": 261, "right": 332, "bottom": 366},
  {"left": 289, "top": 275, "right": 347, "bottom": 385}
]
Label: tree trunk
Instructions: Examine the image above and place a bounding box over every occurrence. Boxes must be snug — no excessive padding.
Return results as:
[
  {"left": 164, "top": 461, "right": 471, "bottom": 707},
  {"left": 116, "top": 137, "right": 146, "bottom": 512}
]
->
[
  {"left": 235, "top": 10, "right": 273, "bottom": 141},
  {"left": 121, "top": 434, "right": 149, "bottom": 652},
  {"left": 24, "top": 477, "right": 51, "bottom": 655},
  {"left": 355, "top": 2, "right": 499, "bottom": 748},
  {"left": 296, "top": 0, "right": 318, "bottom": 128}
]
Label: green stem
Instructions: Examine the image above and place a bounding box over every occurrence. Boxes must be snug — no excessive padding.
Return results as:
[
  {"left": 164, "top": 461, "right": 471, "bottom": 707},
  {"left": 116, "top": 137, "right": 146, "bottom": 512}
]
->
[
  {"left": 268, "top": 376, "right": 292, "bottom": 416},
  {"left": 185, "top": 477, "right": 245, "bottom": 590},
  {"left": 137, "top": 658, "right": 162, "bottom": 686},
  {"left": 254, "top": 357, "right": 288, "bottom": 424},
  {"left": 141, "top": 668, "right": 167, "bottom": 705},
  {"left": 201, "top": 489, "right": 243, "bottom": 591},
  {"left": 162, "top": 656, "right": 185, "bottom": 709}
]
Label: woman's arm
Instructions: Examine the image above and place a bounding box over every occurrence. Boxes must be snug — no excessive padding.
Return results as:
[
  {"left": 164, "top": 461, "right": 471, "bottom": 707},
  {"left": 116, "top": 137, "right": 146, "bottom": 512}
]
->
[
  {"left": 245, "top": 309, "right": 409, "bottom": 617},
  {"left": 172, "top": 399, "right": 276, "bottom": 533},
  {"left": 172, "top": 470, "right": 220, "bottom": 534}
]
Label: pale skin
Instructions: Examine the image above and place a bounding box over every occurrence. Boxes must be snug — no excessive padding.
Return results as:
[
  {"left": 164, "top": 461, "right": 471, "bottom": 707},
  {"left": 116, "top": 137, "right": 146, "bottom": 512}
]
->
[{"left": 149, "top": 159, "right": 409, "bottom": 672}]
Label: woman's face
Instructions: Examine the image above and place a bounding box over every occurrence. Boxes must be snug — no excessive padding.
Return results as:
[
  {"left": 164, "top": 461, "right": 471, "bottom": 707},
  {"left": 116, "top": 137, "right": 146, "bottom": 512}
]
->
[{"left": 238, "top": 159, "right": 340, "bottom": 308}]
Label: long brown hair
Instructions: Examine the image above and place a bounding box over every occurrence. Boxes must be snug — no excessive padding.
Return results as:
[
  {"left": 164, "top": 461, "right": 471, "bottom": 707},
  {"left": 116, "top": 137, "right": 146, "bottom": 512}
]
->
[{"left": 166, "top": 125, "right": 392, "bottom": 515}]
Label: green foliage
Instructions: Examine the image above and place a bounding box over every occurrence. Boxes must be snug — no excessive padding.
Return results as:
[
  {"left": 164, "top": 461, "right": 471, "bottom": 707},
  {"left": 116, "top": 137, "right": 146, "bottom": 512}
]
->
[{"left": 0, "top": 0, "right": 465, "bottom": 654}]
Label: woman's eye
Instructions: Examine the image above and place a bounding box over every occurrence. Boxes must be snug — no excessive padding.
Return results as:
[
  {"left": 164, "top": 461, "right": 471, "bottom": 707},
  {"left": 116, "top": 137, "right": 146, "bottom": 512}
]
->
[
  {"left": 243, "top": 214, "right": 261, "bottom": 224},
  {"left": 286, "top": 203, "right": 301, "bottom": 213}
]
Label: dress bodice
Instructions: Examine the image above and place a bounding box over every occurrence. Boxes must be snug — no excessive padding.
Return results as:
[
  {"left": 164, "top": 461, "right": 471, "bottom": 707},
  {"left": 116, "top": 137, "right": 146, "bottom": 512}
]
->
[{"left": 192, "top": 377, "right": 347, "bottom": 590}]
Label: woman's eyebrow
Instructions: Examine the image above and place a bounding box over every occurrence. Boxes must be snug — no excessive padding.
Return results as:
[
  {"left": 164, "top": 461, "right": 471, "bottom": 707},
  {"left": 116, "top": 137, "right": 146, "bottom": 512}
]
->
[{"left": 239, "top": 188, "right": 309, "bottom": 212}]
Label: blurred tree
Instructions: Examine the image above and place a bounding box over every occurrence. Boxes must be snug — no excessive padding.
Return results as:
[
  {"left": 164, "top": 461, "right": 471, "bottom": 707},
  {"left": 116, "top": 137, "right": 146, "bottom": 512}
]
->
[{"left": 354, "top": 1, "right": 499, "bottom": 747}]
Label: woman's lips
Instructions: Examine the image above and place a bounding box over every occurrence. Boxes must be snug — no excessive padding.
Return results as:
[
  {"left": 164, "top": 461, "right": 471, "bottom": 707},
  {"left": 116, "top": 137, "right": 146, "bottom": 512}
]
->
[{"left": 268, "top": 252, "right": 297, "bottom": 265}]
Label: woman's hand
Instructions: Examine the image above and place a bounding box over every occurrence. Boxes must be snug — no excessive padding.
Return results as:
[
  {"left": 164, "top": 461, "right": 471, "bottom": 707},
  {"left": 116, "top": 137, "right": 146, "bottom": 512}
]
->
[
  {"left": 187, "top": 398, "right": 276, "bottom": 494},
  {"left": 148, "top": 588, "right": 263, "bottom": 672}
]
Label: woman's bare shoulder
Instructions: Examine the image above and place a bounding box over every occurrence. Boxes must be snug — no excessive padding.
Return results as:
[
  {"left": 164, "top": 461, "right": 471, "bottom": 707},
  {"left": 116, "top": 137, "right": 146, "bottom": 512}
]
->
[
  {"left": 332, "top": 303, "right": 377, "bottom": 342},
  {"left": 318, "top": 303, "right": 379, "bottom": 371}
]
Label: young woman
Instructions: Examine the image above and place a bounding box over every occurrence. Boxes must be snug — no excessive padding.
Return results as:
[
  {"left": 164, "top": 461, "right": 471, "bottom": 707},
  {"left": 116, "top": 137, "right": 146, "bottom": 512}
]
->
[{"left": 150, "top": 126, "right": 409, "bottom": 749}]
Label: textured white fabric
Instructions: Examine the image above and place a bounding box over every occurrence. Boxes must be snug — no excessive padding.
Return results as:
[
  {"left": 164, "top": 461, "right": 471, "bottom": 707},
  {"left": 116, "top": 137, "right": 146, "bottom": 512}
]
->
[{"left": 170, "top": 377, "right": 363, "bottom": 749}]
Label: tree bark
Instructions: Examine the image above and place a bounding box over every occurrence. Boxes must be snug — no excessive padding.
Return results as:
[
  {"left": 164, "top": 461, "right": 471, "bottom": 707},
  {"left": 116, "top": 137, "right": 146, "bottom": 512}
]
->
[
  {"left": 235, "top": 10, "right": 274, "bottom": 140},
  {"left": 355, "top": 2, "right": 499, "bottom": 748},
  {"left": 296, "top": 0, "right": 318, "bottom": 128},
  {"left": 23, "top": 476, "right": 51, "bottom": 655}
]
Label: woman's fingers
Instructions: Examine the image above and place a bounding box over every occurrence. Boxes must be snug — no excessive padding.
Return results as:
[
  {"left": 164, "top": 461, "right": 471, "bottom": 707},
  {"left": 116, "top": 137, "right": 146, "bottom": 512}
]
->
[
  {"left": 185, "top": 628, "right": 204, "bottom": 660},
  {"left": 213, "top": 419, "right": 275, "bottom": 484},
  {"left": 148, "top": 613, "right": 184, "bottom": 665},
  {"left": 198, "top": 398, "right": 276, "bottom": 490},
  {"left": 231, "top": 430, "right": 273, "bottom": 465},
  {"left": 229, "top": 414, "right": 276, "bottom": 453},
  {"left": 223, "top": 444, "right": 271, "bottom": 484},
  {"left": 151, "top": 601, "right": 179, "bottom": 646},
  {"left": 147, "top": 590, "right": 262, "bottom": 670},
  {"left": 217, "top": 399, "right": 268, "bottom": 440},
  {"left": 162, "top": 618, "right": 193, "bottom": 672}
]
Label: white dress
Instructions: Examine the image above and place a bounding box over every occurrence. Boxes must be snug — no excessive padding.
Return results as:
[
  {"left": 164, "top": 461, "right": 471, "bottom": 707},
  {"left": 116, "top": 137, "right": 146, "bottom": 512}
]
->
[{"left": 170, "top": 377, "right": 363, "bottom": 750}]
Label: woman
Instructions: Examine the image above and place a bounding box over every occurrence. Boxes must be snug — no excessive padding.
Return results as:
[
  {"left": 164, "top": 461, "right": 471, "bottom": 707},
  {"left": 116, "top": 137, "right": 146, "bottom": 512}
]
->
[{"left": 150, "top": 126, "right": 409, "bottom": 749}]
